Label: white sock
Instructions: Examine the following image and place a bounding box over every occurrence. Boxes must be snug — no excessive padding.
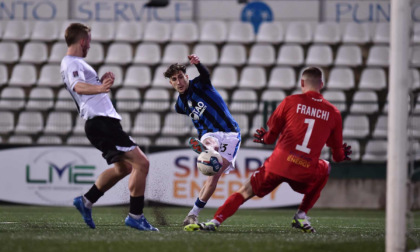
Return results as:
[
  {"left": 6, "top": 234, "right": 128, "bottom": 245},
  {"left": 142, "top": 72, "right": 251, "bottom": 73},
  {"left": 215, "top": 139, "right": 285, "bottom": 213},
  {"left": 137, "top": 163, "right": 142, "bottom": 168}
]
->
[
  {"left": 82, "top": 196, "right": 92, "bottom": 209},
  {"left": 296, "top": 209, "right": 306, "bottom": 219},
  {"left": 210, "top": 219, "right": 220, "bottom": 226},
  {"left": 129, "top": 213, "right": 144, "bottom": 220},
  {"left": 188, "top": 205, "right": 203, "bottom": 216}
]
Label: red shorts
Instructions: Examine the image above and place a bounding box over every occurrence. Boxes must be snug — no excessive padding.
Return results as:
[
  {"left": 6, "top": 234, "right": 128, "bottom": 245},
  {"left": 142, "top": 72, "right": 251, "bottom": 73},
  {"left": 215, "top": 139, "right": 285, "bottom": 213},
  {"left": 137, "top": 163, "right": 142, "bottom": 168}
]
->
[{"left": 250, "top": 160, "right": 330, "bottom": 198}]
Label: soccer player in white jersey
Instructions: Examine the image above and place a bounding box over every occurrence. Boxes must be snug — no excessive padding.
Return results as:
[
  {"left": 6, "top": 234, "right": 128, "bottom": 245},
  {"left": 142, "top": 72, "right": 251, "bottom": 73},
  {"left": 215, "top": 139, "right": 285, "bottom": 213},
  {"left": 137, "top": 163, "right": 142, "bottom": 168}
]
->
[{"left": 60, "top": 23, "right": 157, "bottom": 231}]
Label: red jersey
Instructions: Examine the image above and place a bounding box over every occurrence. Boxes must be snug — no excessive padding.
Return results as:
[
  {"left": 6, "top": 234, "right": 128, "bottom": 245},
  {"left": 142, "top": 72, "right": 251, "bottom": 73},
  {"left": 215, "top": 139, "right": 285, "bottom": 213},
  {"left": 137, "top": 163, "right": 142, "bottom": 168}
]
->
[{"left": 262, "top": 91, "right": 346, "bottom": 183}]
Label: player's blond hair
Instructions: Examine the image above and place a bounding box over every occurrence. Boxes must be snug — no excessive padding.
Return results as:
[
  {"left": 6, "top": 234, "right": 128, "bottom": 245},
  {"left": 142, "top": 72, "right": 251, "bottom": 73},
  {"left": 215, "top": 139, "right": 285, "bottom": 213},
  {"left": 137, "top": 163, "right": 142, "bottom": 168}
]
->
[{"left": 64, "top": 23, "right": 91, "bottom": 46}]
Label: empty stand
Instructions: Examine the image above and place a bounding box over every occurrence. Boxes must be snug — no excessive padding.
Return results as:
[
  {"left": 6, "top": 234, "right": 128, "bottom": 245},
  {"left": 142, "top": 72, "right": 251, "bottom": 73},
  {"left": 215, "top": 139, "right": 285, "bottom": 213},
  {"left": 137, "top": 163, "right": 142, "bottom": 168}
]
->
[
  {"left": 373, "top": 23, "right": 390, "bottom": 44},
  {"left": 66, "top": 135, "right": 91, "bottom": 145},
  {"left": 259, "top": 89, "right": 286, "bottom": 112},
  {"left": 372, "top": 115, "right": 388, "bottom": 138},
  {"left": 115, "top": 22, "right": 143, "bottom": 43},
  {"left": 322, "top": 90, "right": 347, "bottom": 112},
  {"left": 72, "top": 116, "right": 85, "bottom": 135},
  {"left": 84, "top": 42, "right": 104, "bottom": 65},
  {"left": 9, "top": 64, "right": 37, "bottom": 87},
  {"left": 256, "top": 22, "right": 284, "bottom": 44},
  {"left": 411, "top": 68, "right": 420, "bottom": 90},
  {"left": 342, "top": 115, "right": 370, "bottom": 139},
  {"left": 37, "top": 64, "right": 62, "bottom": 87},
  {"left": 0, "top": 64, "right": 8, "bottom": 86},
  {"left": 232, "top": 113, "right": 249, "bottom": 136},
  {"left": 55, "top": 88, "right": 76, "bottom": 111},
  {"left": 132, "top": 136, "right": 152, "bottom": 146},
  {"left": 37, "top": 135, "right": 63, "bottom": 145},
  {"left": 276, "top": 44, "right": 304, "bottom": 66},
  {"left": 90, "top": 21, "right": 115, "bottom": 43},
  {"left": 362, "top": 140, "right": 388, "bottom": 162},
  {"left": 211, "top": 66, "right": 238, "bottom": 90},
  {"left": 358, "top": 68, "right": 387, "bottom": 91},
  {"left": 0, "top": 87, "right": 25, "bottom": 111},
  {"left": 366, "top": 45, "right": 389, "bottom": 67},
  {"left": 342, "top": 23, "right": 370, "bottom": 44},
  {"left": 119, "top": 112, "right": 132, "bottom": 133},
  {"left": 25, "top": 87, "right": 54, "bottom": 111},
  {"left": 133, "top": 43, "right": 161, "bottom": 65},
  {"left": 230, "top": 89, "right": 258, "bottom": 113},
  {"left": 192, "top": 43, "right": 219, "bottom": 66},
  {"left": 343, "top": 139, "right": 361, "bottom": 161},
  {"left": 313, "top": 22, "right": 341, "bottom": 44},
  {"left": 132, "top": 112, "right": 161, "bottom": 136},
  {"left": 334, "top": 45, "right": 363, "bottom": 67},
  {"left": 219, "top": 44, "right": 247, "bottom": 66},
  {"left": 284, "top": 22, "right": 312, "bottom": 44},
  {"left": 3, "top": 20, "right": 30, "bottom": 41},
  {"left": 30, "top": 21, "right": 59, "bottom": 42},
  {"left": 123, "top": 65, "right": 152, "bottom": 88},
  {"left": 227, "top": 21, "right": 255, "bottom": 44},
  {"left": 247, "top": 44, "right": 275, "bottom": 66},
  {"left": 267, "top": 67, "right": 296, "bottom": 90},
  {"left": 48, "top": 42, "right": 67, "bottom": 63},
  {"left": 238, "top": 66, "right": 266, "bottom": 90},
  {"left": 97, "top": 65, "right": 123, "bottom": 88},
  {"left": 305, "top": 44, "right": 333, "bottom": 67},
  {"left": 326, "top": 67, "right": 355, "bottom": 90},
  {"left": 8, "top": 135, "right": 33, "bottom": 144},
  {"left": 115, "top": 88, "right": 141, "bottom": 112},
  {"left": 186, "top": 65, "right": 200, "bottom": 80},
  {"left": 0, "top": 42, "right": 19, "bottom": 64},
  {"left": 104, "top": 43, "right": 132, "bottom": 65},
  {"left": 43, "top": 112, "right": 72, "bottom": 135},
  {"left": 161, "top": 113, "right": 192, "bottom": 136},
  {"left": 199, "top": 20, "right": 227, "bottom": 44},
  {"left": 142, "top": 88, "right": 170, "bottom": 112},
  {"left": 15, "top": 111, "right": 44, "bottom": 135},
  {"left": 20, "top": 42, "right": 48, "bottom": 64},
  {"left": 143, "top": 21, "right": 171, "bottom": 43},
  {"left": 161, "top": 43, "right": 190, "bottom": 65},
  {"left": 154, "top": 137, "right": 181, "bottom": 146},
  {"left": 349, "top": 91, "right": 379, "bottom": 114},
  {"left": 0, "top": 111, "right": 14, "bottom": 134},
  {"left": 171, "top": 22, "right": 199, "bottom": 43},
  {"left": 152, "top": 65, "right": 171, "bottom": 88}
]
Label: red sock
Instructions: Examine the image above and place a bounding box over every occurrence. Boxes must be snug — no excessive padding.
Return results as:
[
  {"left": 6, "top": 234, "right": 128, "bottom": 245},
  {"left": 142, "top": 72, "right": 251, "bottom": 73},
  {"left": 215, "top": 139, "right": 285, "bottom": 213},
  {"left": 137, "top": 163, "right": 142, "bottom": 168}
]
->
[{"left": 213, "top": 193, "right": 245, "bottom": 224}]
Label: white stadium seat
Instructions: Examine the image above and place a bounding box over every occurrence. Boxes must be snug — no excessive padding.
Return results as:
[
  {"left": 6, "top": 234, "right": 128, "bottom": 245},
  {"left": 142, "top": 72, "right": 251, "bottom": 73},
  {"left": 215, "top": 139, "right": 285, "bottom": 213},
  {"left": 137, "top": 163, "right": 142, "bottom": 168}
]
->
[
  {"left": 37, "top": 135, "right": 63, "bottom": 145},
  {"left": 133, "top": 43, "right": 161, "bottom": 65},
  {"left": 37, "top": 64, "right": 63, "bottom": 87},
  {"left": 284, "top": 22, "right": 312, "bottom": 44},
  {"left": 372, "top": 115, "right": 388, "bottom": 138},
  {"left": 259, "top": 89, "right": 286, "bottom": 112},
  {"left": 115, "top": 22, "right": 143, "bottom": 43},
  {"left": 152, "top": 65, "right": 171, "bottom": 89},
  {"left": 373, "top": 23, "right": 390, "bottom": 44},
  {"left": 0, "top": 64, "right": 8, "bottom": 86},
  {"left": 15, "top": 111, "right": 44, "bottom": 135},
  {"left": 313, "top": 22, "right": 341, "bottom": 44},
  {"left": 171, "top": 22, "right": 199, "bottom": 43},
  {"left": 161, "top": 113, "right": 192, "bottom": 136},
  {"left": 199, "top": 20, "right": 227, "bottom": 44},
  {"left": 123, "top": 65, "right": 152, "bottom": 89},
  {"left": 349, "top": 91, "right": 379, "bottom": 114},
  {"left": 248, "top": 44, "right": 276, "bottom": 67},
  {"left": 84, "top": 42, "right": 104, "bottom": 65},
  {"left": 230, "top": 89, "right": 258, "bottom": 113},
  {"left": 119, "top": 112, "right": 132, "bottom": 133},
  {"left": 104, "top": 43, "right": 132, "bottom": 65},
  {"left": 0, "top": 111, "right": 14, "bottom": 134},
  {"left": 211, "top": 66, "right": 238, "bottom": 90},
  {"left": 90, "top": 21, "right": 115, "bottom": 43},
  {"left": 142, "top": 88, "right": 170, "bottom": 112},
  {"left": 219, "top": 44, "right": 247, "bottom": 66},
  {"left": 48, "top": 42, "right": 67, "bottom": 63},
  {"left": 276, "top": 44, "right": 304, "bottom": 66},
  {"left": 256, "top": 22, "right": 284, "bottom": 44},
  {"left": 31, "top": 21, "right": 59, "bottom": 42},
  {"left": 154, "top": 137, "right": 181, "bottom": 146},
  {"left": 161, "top": 43, "right": 190, "bottom": 65},
  {"left": 335, "top": 45, "right": 363, "bottom": 67},
  {"left": 3, "top": 20, "right": 30, "bottom": 41},
  {"left": 20, "top": 42, "right": 48, "bottom": 64},
  {"left": 66, "top": 135, "right": 91, "bottom": 145},
  {"left": 342, "top": 115, "right": 370, "bottom": 139},
  {"left": 362, "top": 140, "right": 388, "bottom": 162},
  {"left": 72, "top": 116, "right": 85, "bottom": 135},
  {"left": 227, "top": 21, "right": 255, "bottom": 44},
  {"left": 358, "top": 68, "right": 387, "bottom": 91},
  {"left": 0, "top": 41, "right": 19, "bottom": 64},
  {"left": 43, "top": 112, "right": 72, "bottom": 135},
  {"left": 192, "top": 43, "right": 219, "bottom": 66},
  {"left": 305, "top": 44, "right": 333, "bottom": 67},
  {"left": 9, "top": 64, "right": 37, "bottom": 87},
  {"left": 115, "top": 88, "right": 141, "bottom": 112},
  {"left": 8, "top": 135, "right": 33, "bottom": 144},
  {"left": 55, "top": 88, "right": 76, "bottom": 111},
  {"left": 326, "top": 67, "right": 355, "bottom": 90},
  {"left": 342, "top": 23, "right": 370, "bottom": 44},
  {"left": 366, "top": 45, "right": 389, "bottom": 67},
  {"left": 267, "top": 67, "right": 296, "bottom": 90},
  {"left": 143, "top": 21, "right": 171, "bottom": 43},
  {"left": 26, "top": 87, "right": 54, "bottom": 111},
  {"left": 0, "top": 87, "right": 25, "bottom": 111},
  {"left": 132, "top": 112, "right": 161, "bottom": 136},
  {"left": 232, "top": 113, "right": 249, "bottom": 136},
  {"left": 322, "top": 90, "right": 347, "bottom": 112},
  {"left": 238, "top": 66, "right": 266, "bottom": 90}
]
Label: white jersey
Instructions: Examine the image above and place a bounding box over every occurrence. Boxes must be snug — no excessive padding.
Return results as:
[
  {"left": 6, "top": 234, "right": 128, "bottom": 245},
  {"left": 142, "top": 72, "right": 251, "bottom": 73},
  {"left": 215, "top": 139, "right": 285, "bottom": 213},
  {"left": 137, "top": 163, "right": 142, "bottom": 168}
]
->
[{"left": 60, "top": 55, "right": 121, "bottom": 120}]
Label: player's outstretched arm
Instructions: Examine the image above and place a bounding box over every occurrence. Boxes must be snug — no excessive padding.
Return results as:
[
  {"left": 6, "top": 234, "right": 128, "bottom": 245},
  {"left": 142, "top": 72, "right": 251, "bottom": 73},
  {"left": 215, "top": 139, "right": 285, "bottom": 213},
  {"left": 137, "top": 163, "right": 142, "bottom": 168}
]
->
[{"left": 188, "top": 54, "right": 211, "bottom": 81}]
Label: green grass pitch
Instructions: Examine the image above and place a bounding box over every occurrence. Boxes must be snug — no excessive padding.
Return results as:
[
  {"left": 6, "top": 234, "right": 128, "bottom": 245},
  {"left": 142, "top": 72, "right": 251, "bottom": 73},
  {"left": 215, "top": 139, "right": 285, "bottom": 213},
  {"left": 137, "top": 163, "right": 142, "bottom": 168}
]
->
[{"left": 1, "top": 205, "right": 420, "bottom": 252}]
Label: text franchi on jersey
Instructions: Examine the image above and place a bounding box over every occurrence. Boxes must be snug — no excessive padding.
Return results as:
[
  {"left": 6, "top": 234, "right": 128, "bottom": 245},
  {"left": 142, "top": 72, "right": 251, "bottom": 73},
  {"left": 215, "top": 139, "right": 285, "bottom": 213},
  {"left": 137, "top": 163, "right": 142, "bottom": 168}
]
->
[{"left": 296, "top": 104, "right": 330, "bottom": 121}]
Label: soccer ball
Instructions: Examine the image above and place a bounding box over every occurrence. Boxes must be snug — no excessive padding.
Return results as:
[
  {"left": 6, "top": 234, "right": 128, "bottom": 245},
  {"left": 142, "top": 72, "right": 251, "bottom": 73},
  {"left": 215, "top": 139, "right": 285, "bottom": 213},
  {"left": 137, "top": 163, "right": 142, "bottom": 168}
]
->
[{"left": 197, "top": 149, "right": 223, "bottom": 176}]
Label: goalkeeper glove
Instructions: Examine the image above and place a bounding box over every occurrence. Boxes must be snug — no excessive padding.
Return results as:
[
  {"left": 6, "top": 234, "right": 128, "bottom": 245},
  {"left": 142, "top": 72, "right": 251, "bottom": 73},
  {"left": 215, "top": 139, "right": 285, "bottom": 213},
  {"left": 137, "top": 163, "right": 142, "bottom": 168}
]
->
[
  {"left": 253, "top": 127, "right": 267, "bottom": 144},
  {"left": 343, "top": 143, "right": 352, "bottom": 161}
]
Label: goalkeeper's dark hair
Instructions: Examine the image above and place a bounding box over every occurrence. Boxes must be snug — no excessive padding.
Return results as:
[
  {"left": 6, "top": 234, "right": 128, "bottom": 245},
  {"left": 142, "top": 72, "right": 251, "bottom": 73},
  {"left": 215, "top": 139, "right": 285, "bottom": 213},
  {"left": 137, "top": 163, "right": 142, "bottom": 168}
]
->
[
  {"left": 163, "top": 63, "right": 187, "bottom": 78},
  {"left": 301, "top": 67, "right": 323, "bottom": 85},
  {"left": 65, "top": 23, "right": 91, "bottom": 46}
]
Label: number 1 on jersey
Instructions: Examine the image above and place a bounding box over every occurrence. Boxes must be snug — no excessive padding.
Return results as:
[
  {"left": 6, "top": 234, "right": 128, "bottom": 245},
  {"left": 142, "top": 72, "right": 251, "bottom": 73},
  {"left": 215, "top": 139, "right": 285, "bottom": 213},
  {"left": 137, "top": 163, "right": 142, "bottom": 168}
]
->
[{"left": 296, "top": 118, "right": 315, "bottom": 154}]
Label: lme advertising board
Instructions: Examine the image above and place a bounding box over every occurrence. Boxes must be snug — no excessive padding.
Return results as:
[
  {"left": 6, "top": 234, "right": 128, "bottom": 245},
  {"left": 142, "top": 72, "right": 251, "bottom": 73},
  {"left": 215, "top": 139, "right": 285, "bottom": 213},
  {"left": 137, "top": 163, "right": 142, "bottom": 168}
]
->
[{"left": 0, "top": 147, "right": 303, "bottom": 207}]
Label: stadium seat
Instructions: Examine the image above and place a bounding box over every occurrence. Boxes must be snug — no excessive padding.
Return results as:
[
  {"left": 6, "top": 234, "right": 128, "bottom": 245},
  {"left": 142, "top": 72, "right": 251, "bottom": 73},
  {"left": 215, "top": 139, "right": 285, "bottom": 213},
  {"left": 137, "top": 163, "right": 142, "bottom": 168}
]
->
[
  {"left": 372, "top": 23, "right": 390, "bottom": 44},
  {"left": 358, "top": 68, "right": 387, "bottom": 91},
  {"left": 171, "top": 22, "right": 199, "bottom": 43},
  {"left": 313, "top": 22, "right": 341, "bottom": 44},
  {"left": 366, "top": 45, "right": 389, "bottom": 67},
  {"left": 211, "top": 66, "right": 238, "bottom": 90},
  {"left": 276, "top": 44, "right": 304, "bottom": 66},
  {"left": 227, "top": 21, "right": 255, "bottom": 44},
  {"left": 372, "top": 115, "right": 388, "bottom": 138},
  {"left": 90, "top": 21, "right": 115, "bottom": 43},
  {"left": 247, "top": 44, "right": 275, "bottom": 66},
  {"left": 72, "top": 116, "right": 85, "bottom": 135},
  {"left": 186, "top": 65, "right": 200, "bottom": 81},
  {"left": 321, "top": 90, "right": 347, "bottom": 112},
  {"left": 259, "top": 89, "right": 286, "bottom": 112},
  {"left": 55, "top": 88, "right": 75, "bottom": 111},
  {"left": 411, "top": 46, "right": 420, "bottom": 67},
  {"left": 132, "top": 136, "right": 152, "bottom": 147},
  {"left": 249, "top": 114, "right": 263, "bottom": 137},
  {"left": 152, "top": 65, "right": 171, "bottom": 88},
  {"left": 411, "top": 68, "right": 420, "bottom": 91},
  {"left": 412, "top": 23, "right": 420, "bottom": 44},
  {"left": 238, "top": 66, "right": 266, "bottom": 90},
  {"left": 232, "top": 113, "right": 249, "bottom": 136},
  {"left": 37, "top": 64, "right": 62, "bottom": 87},
  {"left": 230, "top": 89, "right": 258, "bottom": 113},
  {"left": 256, "top": 22, "right": 284, "bottom": 44},
  {"left": 409, "top": 116, "right": 420, "bottom": 139},
  {"left": 334, "top": 45, "right": 363, "bottom": 67},
  {"left": 3, "top": 20, "right": 30, "bottom": 41},
  {"left": 284, "top": 22, "right": 312, "bottom": 44},
  {"left": 123, "top": 65, "right": 152, "bottom": 88},
  {"left": 362, "top": 140, "right": 387, "bottom": 162},
  {"left": 114, "top": 22, "right": 142, "bottom": 42},
  {"left": 219, "top": 44, "right": 247, "bottom": 66},
  {"left": 15, "top": 111, "right": 44, "bottom": 135},
  {"left": 0, "top": 111, "right": 14, "bottom": 134},
  {"left": 97, "top": 65, "right": 123, "bottom": 88},
  {"left": 9, "top": 64, "right": 37, "bottom": 87},
  {"left": 26, "top": 87, "right": 54, "bottom": 111},
  {"left": 48, "top": 42, "right": 67, "bottom": 63},
  {"left": 243, "top": 138, "right": 264, "bottom": 148},
  {"left": 8, "top": 135, "right": 33, "bottom": 144},
  {"left": 326, "top": 67, "right": 355, "bottom": 90},
  {"left": 0, "top": 87, "right": 25, "bottom": 111},
  {"left": 30, "top": 21, "right": 59, "bottom": 42},
  {"left": 0, "top": 41, "right": 19, "bottom": 64},
  {"left": 37, "top": 135, "right": 62, "bottom": 145},
  {"left": 119, "top": 112, "right": 132, "bottom": 133},
  {"left": 155, "top": 136, "right": 181, "bottom": 146},
  {"left": 142, "top": 88, "right": 170, "bottom": 112},
  {"left": 43, "top": 112, "right": 72, "bottom": 135},
  {"left": 66, "top": 135, "right": 91, "bottom": 145},
  {"left": 342, "top": 23, "right": 370, "bottom": 44},
  {"left": 342, "top": 114, "right": 370, "bottom": 139},
  {"left": 342, "top": 139, "right": 360, "bottom": 161},
  {"left": 161, "top": 112, "right": 192, "bottom": 136},
  {"left": 414, "top": 95, "right": 420, "bottom": 114},
  {"left": 143, "top": 21, "right": 171, "bottom": 43},
  {"left": 409, "top": 140, "right": 420, "bottom": 161},
  {"left": 20, "top": 42, "right": 48, "bottom": 64},
  {"left": 0, "top": 64, "right": 8, "bottom": 86},
  {"left": 133, "top": 43, "right": 161, "bottom": 65},
  {"left": 84, "top": 42, "right": 104, "bottom": 65},
  {"left": 199, "top": 20, "right": 227, "bottom": 44},
  {"left": 267, "top": 67, "right": 296, "bottom": 90},
  {"left": 161, "top": 43, "right": 190, "bottom": 65},
  {"left": 192, "top": 43, "right": 219, "bottom": 66},
  {"left": 115, "top": 88, "right": 141, "bottom": 112},
  {"left": 305, "top": 44, "right": 333, "bottom": 67},
  {"left": 104, "top": 43, "right": 132, "bottom": 65},
  {"left": 131, "top": 112, "right": 161, "bottom": 136},
  {"left": 349, "top": 91, "right": 379, "bottom": 114}
]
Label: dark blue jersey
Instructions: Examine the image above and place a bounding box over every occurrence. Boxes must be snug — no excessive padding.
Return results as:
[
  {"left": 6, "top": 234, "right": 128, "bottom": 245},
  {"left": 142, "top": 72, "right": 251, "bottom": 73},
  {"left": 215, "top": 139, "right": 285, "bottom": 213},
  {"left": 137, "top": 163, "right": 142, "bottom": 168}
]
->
[{"left": 175, "top": 64, "right": 240, "bottom": 138}]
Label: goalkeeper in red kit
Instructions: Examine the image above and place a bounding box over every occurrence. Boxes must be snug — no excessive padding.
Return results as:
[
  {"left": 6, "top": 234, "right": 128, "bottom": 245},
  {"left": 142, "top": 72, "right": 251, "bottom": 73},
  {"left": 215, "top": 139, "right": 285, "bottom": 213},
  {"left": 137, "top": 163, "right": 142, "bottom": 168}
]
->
[{"left": 184, "top": 67, "right": 352, "bottom": 233}]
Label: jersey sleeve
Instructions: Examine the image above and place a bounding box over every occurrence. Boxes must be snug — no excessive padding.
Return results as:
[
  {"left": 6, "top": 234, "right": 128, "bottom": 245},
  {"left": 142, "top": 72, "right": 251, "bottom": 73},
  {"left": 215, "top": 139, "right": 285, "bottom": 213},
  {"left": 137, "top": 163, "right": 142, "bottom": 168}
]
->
[
  {"left": 326, "top": 111, "right": 346, "bottom": 162},
  {"left": 66, "top": 62, "right": 86, "bottom": 91},
  {"left": 264, "top": 99, "right": 287, "bottom": 144}
]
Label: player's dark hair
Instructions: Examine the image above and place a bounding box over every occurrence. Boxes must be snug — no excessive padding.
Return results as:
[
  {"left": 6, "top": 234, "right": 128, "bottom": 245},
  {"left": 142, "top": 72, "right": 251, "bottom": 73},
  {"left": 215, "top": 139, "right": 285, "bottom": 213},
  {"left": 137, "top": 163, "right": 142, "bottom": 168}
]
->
[
  {"left": 65, "top": 23, "right": 91, "bottom": 46},
  {"left": 302, "top": 67, "right": 323, "bottom": 85},
  {"left": 163, "top": 63, "right": 187, "bottom": 78}
]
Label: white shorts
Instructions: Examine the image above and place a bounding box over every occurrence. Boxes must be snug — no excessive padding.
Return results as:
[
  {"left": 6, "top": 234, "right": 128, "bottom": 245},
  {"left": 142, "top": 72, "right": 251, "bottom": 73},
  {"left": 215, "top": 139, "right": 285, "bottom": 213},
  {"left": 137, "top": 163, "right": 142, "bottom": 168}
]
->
[{"left": 200, "top": 131, "right": 241, "bottom": 174}]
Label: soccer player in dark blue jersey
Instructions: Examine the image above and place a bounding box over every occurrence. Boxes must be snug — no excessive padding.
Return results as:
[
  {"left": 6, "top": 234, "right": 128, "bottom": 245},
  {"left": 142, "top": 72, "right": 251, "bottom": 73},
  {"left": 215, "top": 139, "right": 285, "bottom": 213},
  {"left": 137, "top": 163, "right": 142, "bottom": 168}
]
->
[{"left": 164, "top": 54, "right": 242, "bottom": 226}]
